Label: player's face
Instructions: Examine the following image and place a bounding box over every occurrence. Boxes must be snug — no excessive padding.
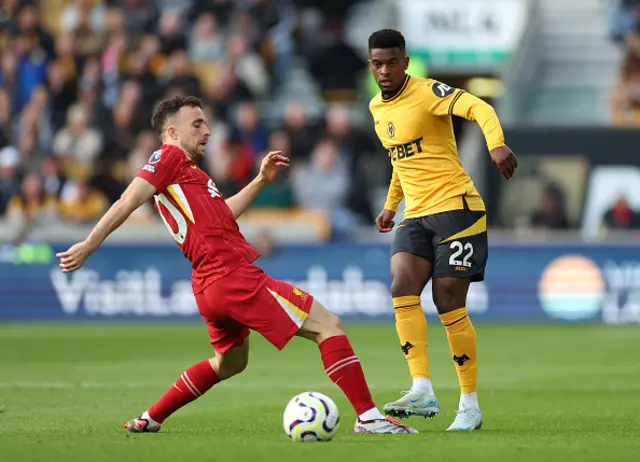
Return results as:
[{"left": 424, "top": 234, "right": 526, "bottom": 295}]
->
[
  {"left": 174, "top": 105, "right": 211, "bottom": 159},
  {"left": 368, "top": 48, "right": 409, "bottom": 93}
]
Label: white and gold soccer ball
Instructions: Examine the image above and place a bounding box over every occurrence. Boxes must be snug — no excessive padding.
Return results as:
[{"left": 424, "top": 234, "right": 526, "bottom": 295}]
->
[{"left": 283, "top": 392, "right": 340, "bottom": 442}]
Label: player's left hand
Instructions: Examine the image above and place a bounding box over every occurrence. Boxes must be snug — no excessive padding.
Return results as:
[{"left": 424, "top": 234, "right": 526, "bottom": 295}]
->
[
  {"left": 56, "top": 241, "right": 94, "bottom": 273},
  {"left": 257, "top": 151, "right": 290, "bottom": 184},
  {"left": 490, "top": 145, "right": 518, "bottom": 180}
]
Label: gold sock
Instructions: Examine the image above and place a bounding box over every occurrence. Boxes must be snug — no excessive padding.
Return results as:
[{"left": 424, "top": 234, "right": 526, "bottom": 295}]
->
[
  {"left": 393, "top": 296, "right": 430, "bottom": 380},
  {"left": 440, "top": 307, "right": 477, "bottom": 394}
]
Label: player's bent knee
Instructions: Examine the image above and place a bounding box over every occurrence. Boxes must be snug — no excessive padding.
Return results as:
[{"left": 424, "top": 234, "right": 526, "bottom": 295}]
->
[
  {"left": 432, "top": 277, "right": 469, "bottom": 313},
  {"left": 390, "top": 275, "right": 421, "bottom": 298},
  {"left": 211, "top": 355, "right": 248, "bottom": 380},
  {"left": 298, "top": 300, "right": 345, "bottom": 344},
  {"left": 209, "top": 342, "right": 250, "bottom": 380}
]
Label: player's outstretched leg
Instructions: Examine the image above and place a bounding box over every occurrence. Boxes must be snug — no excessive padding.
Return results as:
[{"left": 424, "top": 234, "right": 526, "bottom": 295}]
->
[
  {"left": 297, "top": 299, "right": 418, "bottom": 435},
  {"left": 124, "top": 339, "right": 249, "bottom": 433},
  {"left": 433, "top": 277, "right": 482, "bottom": 431},
  {"left": 384, "top": 252, "right": 440, "bottom": 419}
]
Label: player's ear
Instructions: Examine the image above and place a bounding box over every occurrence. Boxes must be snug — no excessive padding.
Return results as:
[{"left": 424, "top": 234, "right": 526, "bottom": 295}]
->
[
  {"left": 404, "top": 55, "right": 410, "bottom": 71},
  {"left": 167, "top": 125, "right": 178, "bottom": 141}
]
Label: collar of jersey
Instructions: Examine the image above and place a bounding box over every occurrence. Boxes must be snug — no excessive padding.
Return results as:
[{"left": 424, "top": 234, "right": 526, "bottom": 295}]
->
[{"left": 382, "top": 75, "right": 411, "bottom": 103}]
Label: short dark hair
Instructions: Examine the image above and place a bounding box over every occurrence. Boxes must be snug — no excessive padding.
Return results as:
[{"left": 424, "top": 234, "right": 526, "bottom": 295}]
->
[
  {"left": 151, "top": 95, "right": 203, "bottom": 140},
  {"left": 368, "top": 29, "right": 405, "bottom": 52}
]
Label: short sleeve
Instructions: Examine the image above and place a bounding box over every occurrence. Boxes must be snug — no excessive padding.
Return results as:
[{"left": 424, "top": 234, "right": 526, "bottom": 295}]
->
[
  {"left": 422, "top": 80, "right": 466, "bottom": 117},
  {"left": 136, "top": 147, "right": 182, "bottom": 193}
]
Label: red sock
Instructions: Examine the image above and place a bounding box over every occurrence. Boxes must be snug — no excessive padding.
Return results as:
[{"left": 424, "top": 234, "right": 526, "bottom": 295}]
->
[
  {"left": 319, "top": 335, "right": 376, "bottom": 416},
  {"left": 148, "top": 360, "right": 220, "bottom": 423}
]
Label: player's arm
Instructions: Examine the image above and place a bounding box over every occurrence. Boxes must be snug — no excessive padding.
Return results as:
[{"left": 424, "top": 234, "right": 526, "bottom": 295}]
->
[
  {"left": 57, "top": 178, "right": 156, "bottom": 272},
  {"left": 425, "top": 81, "right": 518, "bottom": 179},
  {"left": 376, "top": 168, "right": 403, "bottom": 233},
  {"left": 225, "top": 151, "right": 289, "bottom": 219},
  {"left": 384, "top": 167, "right": 404, "bottom": 211}
]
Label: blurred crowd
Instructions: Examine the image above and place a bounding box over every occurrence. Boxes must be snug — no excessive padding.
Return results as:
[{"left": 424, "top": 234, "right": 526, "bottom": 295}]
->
[
  {"left": 0, "top": 0, "right": 387, "bottom": 241},
  {"left": 610, "top": 0, "right": 640, "bottom": 125}
]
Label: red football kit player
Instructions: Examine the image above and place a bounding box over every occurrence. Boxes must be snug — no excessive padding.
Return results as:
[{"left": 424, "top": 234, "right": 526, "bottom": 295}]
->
[{"left": 57, "top": 96, "right": 415, "bottom": 435}]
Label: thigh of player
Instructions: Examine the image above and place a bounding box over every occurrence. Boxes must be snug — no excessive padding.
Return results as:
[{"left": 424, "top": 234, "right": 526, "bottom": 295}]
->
[
  {"left": 390, "top": 218, "right": 435, "bottom": 294},
  {"left": 195, "top": 287, "right": 250, "bottom": 356},
  {"left": 429, "top": 210, "right": 488, "bottom": 282},
  {"left": 199, "top": 263, "right": 315, "bottom": 351}
]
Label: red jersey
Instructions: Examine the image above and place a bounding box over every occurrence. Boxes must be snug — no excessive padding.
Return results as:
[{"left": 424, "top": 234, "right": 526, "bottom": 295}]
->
[{"left": 136, "top": 144, "right": 260, "bottom": 294}]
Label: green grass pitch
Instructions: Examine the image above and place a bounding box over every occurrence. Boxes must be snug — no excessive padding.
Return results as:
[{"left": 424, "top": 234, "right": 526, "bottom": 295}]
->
[{"left": 1, "top": 322, "right": 639, "bottom": 461}]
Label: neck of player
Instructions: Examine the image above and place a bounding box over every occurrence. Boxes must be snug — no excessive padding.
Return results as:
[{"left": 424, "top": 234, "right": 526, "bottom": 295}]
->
[{"left": 382, "top": 74, "right": 408, "bottom": 100}]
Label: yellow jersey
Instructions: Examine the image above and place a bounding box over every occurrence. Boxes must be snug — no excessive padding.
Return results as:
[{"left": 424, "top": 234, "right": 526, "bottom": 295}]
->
[{"left": 369, "top": 75, "right": 505, "bottom": 219}]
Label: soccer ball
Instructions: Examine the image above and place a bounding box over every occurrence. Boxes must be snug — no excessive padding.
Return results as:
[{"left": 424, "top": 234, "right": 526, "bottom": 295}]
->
[{"left": 283, "top": 392, "right": 340, "bottom": 442}]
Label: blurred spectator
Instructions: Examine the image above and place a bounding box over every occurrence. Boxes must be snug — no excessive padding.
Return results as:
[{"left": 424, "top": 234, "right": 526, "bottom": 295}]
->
[
  {"left": 53, "top": 103, "right": 103, "bottom": 179},
  {"left": 611, "top": 1, "right": 640, "bottom": 125},
  {"left": 530, "top": 184, "right": 569, "bottom": 230},
  {"left": 291, "top": 139, "right": 359, "bottom": 239},
  {"left": 62, "top": 0, "right": 107, "bottom": 34},
  {"left": 46, "top": 59, "right": 77, "bottom": 132},
  {"left": 281, "top": 101, "right": 319, "bottom": 161},
  {"left": 100, "top": 31, "right": 127, "bottom": 109},
  {"left": 207, "top": 65, "right": 254, "bottom": 120},
  {"left": 231, "top": 102, "right": 269, "bottom": 161},
  {"left": 70, "top": 12, "right": 105, "bottom": 59},
  {"left": 12, "top": 28, "right": 50, "bottom": 112},
  {"left": 6, "top": 4, "right": 54, "bottom": 58},
  {"left": 0, "top": 146, "right": 21, "bottom": 215},
  {"left": 158, "top": 11, "right": 187, "bottom": 55},
  {"left": 122, "top": 0, "right": 159, "bottom": 37},
  {"left": 54, "top": 33, "right": 80, "bottom": 85},
  {"left": 0, "top": 86, "right": 12, "bottom": 147},
  {"left": 241, "top": 0, "right": 296, "bottom": 86},
  {"left": 309, "top": 25, "right": 366, "bottom": 102},
  {"left": 59, "top": 177, "right": 108, "bottom": 224},
  {"left": 6, "top": 172, "right": 59, "bottom": 243},
  {"left": 0, "top": 51, "right": 18, "bottom": 97},
  {"left": 189, "top": 12, "right": 224, "bottom": 62},
  {"left": 324, "top": 104, "right": 377, "bottom": 222},
  {"left": 226, "top": 33, "right": 269, "bottom": 97},
  {"left": 251, "top": 130, "right": 294, "bottom": 209},
  {"left": 602, "top": 195, "right": 640, "bottom": 230},
  {"left": 187, "top": 0, "right": 234, "bottom": 28},
  {"left": 16, "top": 84, "right": 53, "bottom": 159},
  {"left": 40, "top": 156, "right": 66, "bottom": 200},
  {"left": 162, "top": 50, "right": 201, "bottom": 97}
]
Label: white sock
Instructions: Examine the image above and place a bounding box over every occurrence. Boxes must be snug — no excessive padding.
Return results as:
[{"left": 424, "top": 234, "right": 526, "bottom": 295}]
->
[
  {"left": 358, "top": 407, "right": 386, "bottom": 421},
  {"left": 459, "top": 392, "right": 479, "bottom": 410},
  {"left": 411, "top": 377, "right": 434, "bottom": 395},
  {"left": 141, "top": 410, "right": 159, "bottom": 425}
]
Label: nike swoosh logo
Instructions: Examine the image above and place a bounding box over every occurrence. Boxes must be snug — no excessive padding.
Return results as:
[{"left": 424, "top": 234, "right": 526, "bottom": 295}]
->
[{"left": 410, "top": 399, "right": 420, "bottom": 404}]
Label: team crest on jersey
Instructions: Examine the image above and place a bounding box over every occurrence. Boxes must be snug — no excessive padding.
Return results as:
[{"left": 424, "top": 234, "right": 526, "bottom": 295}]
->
[
  {"left": 387, "top": 122, "right": 395, "bottom": 138},
  {"left": 149, "top": 149, "right": 163, "bottom": 164}
]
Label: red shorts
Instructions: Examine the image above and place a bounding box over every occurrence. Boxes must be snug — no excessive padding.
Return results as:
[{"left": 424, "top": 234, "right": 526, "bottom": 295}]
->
[{"left": 195, "top": 264, "right": 314, "bottom": 354}]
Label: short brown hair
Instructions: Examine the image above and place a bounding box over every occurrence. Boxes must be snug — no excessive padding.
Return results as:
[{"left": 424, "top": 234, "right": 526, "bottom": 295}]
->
[{"left": 151, "top": 96, "right": 203, "bottom": 140}]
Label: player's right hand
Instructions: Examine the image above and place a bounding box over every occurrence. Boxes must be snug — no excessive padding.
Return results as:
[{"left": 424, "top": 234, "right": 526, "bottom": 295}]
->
[
  {"left": 56, "top": 240, "right": 94, "bottom": 273},
  {"left": 490, "top": 145, "right": 518, "bottom": 180},
  {"left": 376, "top": 209, "right": 396, "bottom": 233}
]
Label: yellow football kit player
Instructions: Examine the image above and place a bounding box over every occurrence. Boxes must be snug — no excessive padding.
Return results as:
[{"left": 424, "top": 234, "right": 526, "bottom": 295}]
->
[{"left": 367, "top": 29, "right": 518, "bottom": 431}]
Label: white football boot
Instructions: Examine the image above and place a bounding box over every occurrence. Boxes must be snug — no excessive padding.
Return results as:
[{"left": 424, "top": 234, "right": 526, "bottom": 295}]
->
[
  {"left": 446, "top": 407, "right": 483, "bottom": 431},
  {"left": 354, "top": 416, "right": 419, "bottom": 434},
  {"left": 383, "top": 389, "right": 440, "bottom": 419}
]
